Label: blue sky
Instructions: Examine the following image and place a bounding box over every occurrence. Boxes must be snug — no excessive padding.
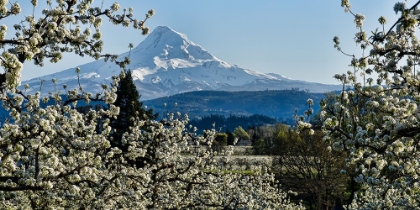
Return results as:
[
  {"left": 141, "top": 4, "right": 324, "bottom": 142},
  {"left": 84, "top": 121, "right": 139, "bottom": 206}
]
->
[{"left": 14, "top": 1, "right": 407, "bottom": 84}]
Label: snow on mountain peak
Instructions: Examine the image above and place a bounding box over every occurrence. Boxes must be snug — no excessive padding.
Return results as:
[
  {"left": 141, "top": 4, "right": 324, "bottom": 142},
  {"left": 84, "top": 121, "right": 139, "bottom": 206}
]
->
[
  {"left": 132, "top": 26, "right": 215, "bottom": 61},
  {"left": 21, "top": 26, "right": 339, "bottom": 100}
]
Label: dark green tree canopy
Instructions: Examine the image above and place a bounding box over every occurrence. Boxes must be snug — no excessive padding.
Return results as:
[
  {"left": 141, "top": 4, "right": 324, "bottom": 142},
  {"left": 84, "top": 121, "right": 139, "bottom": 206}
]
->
[{"left": 110, "top": 70, "right": 158, "bottom": 149}]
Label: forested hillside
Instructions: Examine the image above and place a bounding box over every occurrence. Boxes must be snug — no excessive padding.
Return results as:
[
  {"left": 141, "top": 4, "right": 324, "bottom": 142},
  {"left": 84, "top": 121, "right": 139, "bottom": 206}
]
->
[
  {"left": 188, "top": 114, "right": 278, "bottom": 133},
  {"left": 143, "top": 89, "right": 327, "bottom": 121}
]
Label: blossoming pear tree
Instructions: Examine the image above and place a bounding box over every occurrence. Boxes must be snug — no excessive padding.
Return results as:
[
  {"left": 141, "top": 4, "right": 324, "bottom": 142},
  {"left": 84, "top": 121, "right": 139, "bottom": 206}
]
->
[
  {"left": 322, "top": 0, "right": 420, "bottom": 208},
  {"left": 0, "top": 1, "right": 303, "bottom": 209}
]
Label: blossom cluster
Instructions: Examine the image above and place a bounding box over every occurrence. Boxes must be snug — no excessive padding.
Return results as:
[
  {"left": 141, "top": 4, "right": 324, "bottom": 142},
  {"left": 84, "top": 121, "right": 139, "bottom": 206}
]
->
[
  {"left": 0, "top": 0, "right": 153, "bottom": 90},
  {"left": 321, "top": 0, "right": 420, "bottom": 208},
  {"left": 0, "top": 75, "right": 303, "bottom": 209}
]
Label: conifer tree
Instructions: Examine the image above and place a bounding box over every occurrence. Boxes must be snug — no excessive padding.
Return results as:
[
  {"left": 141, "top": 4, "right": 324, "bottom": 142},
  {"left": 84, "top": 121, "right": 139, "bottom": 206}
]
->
[
  {"left": 226, "top": 129, "right": 235, "bottom": 145},
  {"left": 110, "top": 70, "right": 157, "bottom": 150}
]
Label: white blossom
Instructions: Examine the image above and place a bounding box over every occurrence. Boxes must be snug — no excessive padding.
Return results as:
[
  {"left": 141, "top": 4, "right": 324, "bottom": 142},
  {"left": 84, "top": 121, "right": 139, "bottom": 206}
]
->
[{"left": 325, "top": 1, "right": 420, "bottom": 208}]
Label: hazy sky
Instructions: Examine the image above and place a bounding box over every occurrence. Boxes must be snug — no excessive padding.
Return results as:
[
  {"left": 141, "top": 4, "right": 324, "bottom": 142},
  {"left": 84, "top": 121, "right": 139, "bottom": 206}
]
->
[{"left": 12, "top": 1, "right": 409, "bottom": 84}]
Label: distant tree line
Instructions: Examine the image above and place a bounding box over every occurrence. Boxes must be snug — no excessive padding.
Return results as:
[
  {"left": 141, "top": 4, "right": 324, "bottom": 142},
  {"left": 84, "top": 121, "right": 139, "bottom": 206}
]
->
[
  {"left": 188, "top": 114, "right": 277, "bottom": 134},
  {"left": 248, "top": 123, "right": 350, "bottom": 209}
]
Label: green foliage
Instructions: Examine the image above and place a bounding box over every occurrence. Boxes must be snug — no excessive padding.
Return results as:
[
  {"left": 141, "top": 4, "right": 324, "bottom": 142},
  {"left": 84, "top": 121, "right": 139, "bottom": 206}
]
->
[
  {"left": 233, "top": 126, "right": 250, "bottom": 140},
  {"left": 249, "top": 124, "right": 294, "bottom": 155},
  {"left": 252, "top": 139, "right": 267, "bottom": 155},
  {"left": 215, "top": 133, "right": 228, "bottom": 146},
  {"left": 189, "top": 114, "right": 277, "bottom": 133},
  {"left": 213, "top": 133, "right": 228, "bottom": 153},
  {"left": 273, "top": 129, "right": 349, "bottom": 209},
  {"left": 271, "top": 124, "right": 300, "bottom": 155},
  {"left": 226, "top": 129, "right": 235, "bottom": 146},
  {"left": 110, "top": 70, "right": 157, "bottom": 150}
]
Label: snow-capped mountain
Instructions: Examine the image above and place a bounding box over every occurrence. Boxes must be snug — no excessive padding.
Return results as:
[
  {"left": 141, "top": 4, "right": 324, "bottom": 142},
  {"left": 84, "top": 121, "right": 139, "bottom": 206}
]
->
[{"left": 22, "top": 26, "right": 339, "bottom": 100}]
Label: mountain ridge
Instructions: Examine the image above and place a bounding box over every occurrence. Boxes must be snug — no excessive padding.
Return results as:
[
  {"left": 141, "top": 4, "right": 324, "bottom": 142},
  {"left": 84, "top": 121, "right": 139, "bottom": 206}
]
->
[
  {"left": 21, "top": 26, "right": 340, "bottom": 100},
  {"left": 143, "top": 89, "right": 325, "bottom": 122}
]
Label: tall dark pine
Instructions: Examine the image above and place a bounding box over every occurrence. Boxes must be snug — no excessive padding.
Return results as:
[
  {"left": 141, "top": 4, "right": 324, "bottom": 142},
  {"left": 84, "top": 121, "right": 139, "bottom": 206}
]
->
[
  {"left": 226, "top": 129, "right": 235, "bottom": 146},
  {"left": 110, "top": 70, "right": 157, "bottom": 151}
]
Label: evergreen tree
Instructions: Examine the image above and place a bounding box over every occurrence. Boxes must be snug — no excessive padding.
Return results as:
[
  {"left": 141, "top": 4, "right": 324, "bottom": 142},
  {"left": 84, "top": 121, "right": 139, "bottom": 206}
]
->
[
  {"left": 213, "top": 133, "right": 228, "bottom": 153},
  {"left": 110, "top": 70, "right": 158, "bottom": 150},
  {"left": 226, "top": 129, "right": 235, "bottom": 145}
]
